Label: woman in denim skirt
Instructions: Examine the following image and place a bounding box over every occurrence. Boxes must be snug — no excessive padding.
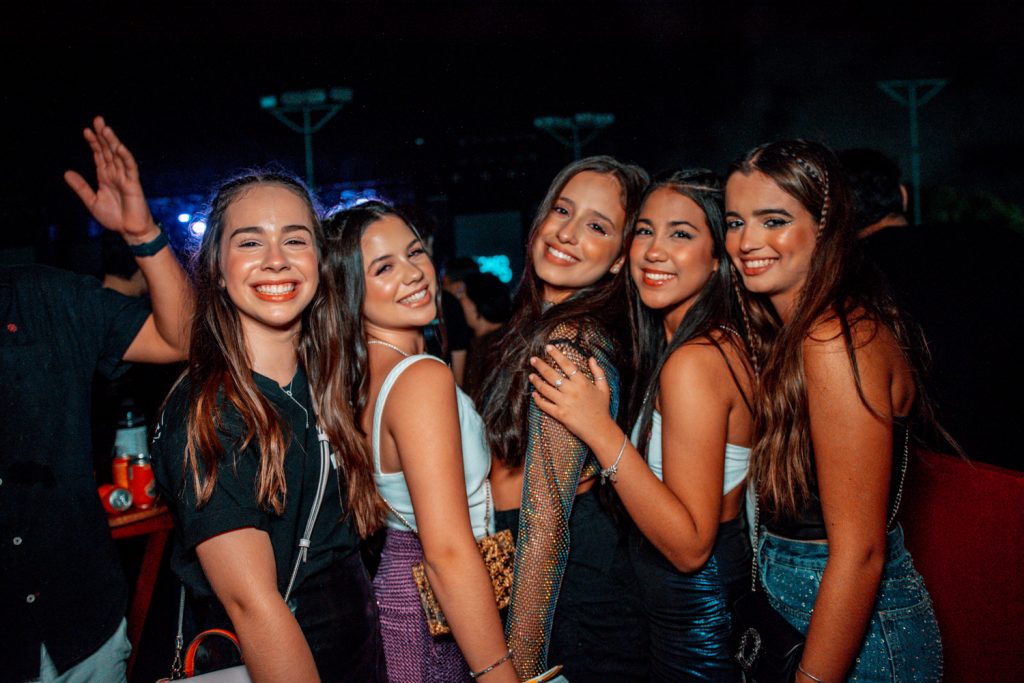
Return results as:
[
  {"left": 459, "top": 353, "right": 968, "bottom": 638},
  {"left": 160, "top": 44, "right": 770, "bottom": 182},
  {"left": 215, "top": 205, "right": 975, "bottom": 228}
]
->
[{"left": 724, "top": 139, "right": 942, "bottom": 682}]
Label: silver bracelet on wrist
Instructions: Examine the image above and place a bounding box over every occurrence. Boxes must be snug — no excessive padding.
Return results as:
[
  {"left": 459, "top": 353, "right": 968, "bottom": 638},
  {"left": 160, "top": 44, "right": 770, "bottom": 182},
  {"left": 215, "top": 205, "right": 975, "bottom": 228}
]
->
[
  {"left": 469, "top": 648, "right": 513, "bottom": 679},
  {"left": 599, "top": 434, "right": 629, "bottom": 484},
  {"left": 797, "top": 663, "right": 828, "bottom": 683}
]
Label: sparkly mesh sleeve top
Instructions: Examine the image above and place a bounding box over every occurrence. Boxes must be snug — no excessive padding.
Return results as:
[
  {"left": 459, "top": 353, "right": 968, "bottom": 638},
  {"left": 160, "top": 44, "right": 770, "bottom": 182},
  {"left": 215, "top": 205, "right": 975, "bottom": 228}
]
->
[{"left": 505, "top": 320, "right": 619, "bottom": 678}]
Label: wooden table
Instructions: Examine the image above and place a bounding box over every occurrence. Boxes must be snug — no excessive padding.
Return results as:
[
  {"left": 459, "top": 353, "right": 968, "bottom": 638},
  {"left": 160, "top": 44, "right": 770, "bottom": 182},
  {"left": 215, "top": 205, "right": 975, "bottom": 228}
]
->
[{"left": 109, "top": 503, "right": 174, "bottom": 678}]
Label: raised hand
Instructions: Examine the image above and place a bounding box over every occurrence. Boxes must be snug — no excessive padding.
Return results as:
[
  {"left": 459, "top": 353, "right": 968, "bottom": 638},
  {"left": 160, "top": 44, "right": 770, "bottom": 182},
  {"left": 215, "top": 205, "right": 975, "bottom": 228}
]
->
[
  {"left": 528, "top": 344, "right": 614, "bottom": 440},
  {"left": 64, "top": 116, "right": 159, "bottom": 243}
]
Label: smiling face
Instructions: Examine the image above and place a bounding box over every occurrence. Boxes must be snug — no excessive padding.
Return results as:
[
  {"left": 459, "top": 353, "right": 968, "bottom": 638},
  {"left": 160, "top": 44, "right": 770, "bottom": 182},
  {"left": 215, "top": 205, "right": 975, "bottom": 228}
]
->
[
  {"left": 724, "top": 170, "right": 818, "bottom": 320},
  {"left": 360, "top": 214, "right": 437, "bottom": 335},
  {"left": 629, "top": 187, "right": 718, "bottom": 334},
  {"left": 219, "top": 183, "right": 319, "bottom": 342},
  {"left": 530, "top": 170, "right": 627, "bottom": 303}
]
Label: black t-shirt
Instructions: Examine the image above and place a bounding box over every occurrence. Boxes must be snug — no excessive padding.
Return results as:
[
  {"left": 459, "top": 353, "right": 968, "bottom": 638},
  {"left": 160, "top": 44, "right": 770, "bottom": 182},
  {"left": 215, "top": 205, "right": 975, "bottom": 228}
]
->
[
  {"left": 151, "top": 367, "right": 359, "bottom": 600},
  {"left": 0, "top": 264, "right": 150, "bottom": 682},
  {"left": 862, "top": 223, "right": 1024, "bottom": 469}
]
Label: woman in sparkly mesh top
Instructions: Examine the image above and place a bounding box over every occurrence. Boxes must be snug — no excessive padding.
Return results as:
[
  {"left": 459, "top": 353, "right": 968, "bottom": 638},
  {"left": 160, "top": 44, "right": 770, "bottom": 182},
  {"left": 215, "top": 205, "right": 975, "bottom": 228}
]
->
[{"left": 474, "top": 156, "right": 650, "bottom": 682}]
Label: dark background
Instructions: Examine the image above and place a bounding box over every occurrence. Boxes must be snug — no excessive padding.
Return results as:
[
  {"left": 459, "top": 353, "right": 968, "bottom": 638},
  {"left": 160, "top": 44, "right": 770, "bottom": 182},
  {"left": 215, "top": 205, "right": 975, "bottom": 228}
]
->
[{"left": 2, "top": 0, "right": 1022, "bottom": 273}]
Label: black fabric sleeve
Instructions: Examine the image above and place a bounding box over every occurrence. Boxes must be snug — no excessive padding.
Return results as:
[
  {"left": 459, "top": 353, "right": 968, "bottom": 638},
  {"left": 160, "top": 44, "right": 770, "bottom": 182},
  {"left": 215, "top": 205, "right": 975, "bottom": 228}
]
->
[
  {"left": 65, "top": 270, "right": 151, "bottom": 380},
  {"left": 151, "top": 386, "right": 269, "bottom": 552}
]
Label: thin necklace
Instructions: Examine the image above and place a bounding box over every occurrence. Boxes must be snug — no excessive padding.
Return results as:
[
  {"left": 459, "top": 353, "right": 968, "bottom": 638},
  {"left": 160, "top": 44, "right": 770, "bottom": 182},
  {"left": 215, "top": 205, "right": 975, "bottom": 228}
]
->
[
  {"left": 283, "top": 375, "right": 310, "bottom": 429},
  {"left": 367, "top": 339, "right": 411, "bottom": 358}
]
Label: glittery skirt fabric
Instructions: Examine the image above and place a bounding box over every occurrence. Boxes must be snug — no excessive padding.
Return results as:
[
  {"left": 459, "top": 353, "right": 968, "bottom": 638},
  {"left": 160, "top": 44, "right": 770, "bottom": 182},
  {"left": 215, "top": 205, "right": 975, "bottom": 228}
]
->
[
  {"left": 760, "top": 524, "right": 943, "bottom": 682},
  {"left": 630, "top": 515, "right": 751, "bottom": 682},
  {"left": 372, "top": 529, "right": 471, "bottom": 683}
]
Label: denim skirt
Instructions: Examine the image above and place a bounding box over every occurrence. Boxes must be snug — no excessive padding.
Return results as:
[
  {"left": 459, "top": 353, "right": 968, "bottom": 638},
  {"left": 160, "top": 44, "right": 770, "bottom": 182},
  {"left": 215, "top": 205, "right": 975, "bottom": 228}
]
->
[{"left": 759, "top": 525, "right": 942, "bottom": 682}]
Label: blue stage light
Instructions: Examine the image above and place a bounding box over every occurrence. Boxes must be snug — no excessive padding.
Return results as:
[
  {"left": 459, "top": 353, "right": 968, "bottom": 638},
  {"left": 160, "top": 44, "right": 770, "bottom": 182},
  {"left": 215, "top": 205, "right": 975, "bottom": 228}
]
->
[
  {"left": 177, "top": 213, "right": 191, "bottom": 224},
  {"left": 190, "top": 221, "right": 207, "bottom": 238},
  {"left": 474, "top": 255, "right": 513, "bottom": 284}
]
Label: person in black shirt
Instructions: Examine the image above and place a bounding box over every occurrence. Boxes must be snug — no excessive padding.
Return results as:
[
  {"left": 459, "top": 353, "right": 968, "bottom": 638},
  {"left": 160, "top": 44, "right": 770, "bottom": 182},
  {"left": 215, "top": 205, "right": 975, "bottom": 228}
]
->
[
  {"left": 1, "top": 117, "right": 192, "bottom": 683},
  {"left": 840, "top": 147, "right": 1023, "bottom": 469},
  {"left": 149, "top": 171, "right": 385, "bottom": 682}
]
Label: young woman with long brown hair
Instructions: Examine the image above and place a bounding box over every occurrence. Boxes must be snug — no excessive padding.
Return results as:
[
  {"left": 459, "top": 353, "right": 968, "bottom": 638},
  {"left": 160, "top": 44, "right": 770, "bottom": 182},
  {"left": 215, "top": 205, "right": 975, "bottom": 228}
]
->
[
  {"left": 724, "top": 139, "right": 942, "bottom": 682},
  {"left": 528, "top": 169, "right": 754, "bottom": 682},
  {"left": 475, "top": 156, "right": 650, "bottom": 682},
  {"left": 322, "top": 201, "right": 518, "bottom": 683},
  {"left": 152, "top": 172, "right": 385, "bottom": 682}
]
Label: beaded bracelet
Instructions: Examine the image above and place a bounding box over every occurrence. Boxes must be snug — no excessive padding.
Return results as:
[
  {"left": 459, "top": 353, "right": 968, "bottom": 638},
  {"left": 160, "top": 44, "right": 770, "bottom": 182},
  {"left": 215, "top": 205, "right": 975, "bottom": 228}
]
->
[
  {"left": 469, "top": 648, "right": 513, "bottom": 679},
  {"left": 599, "top": 434, "right": 629, "bottom": 484}
]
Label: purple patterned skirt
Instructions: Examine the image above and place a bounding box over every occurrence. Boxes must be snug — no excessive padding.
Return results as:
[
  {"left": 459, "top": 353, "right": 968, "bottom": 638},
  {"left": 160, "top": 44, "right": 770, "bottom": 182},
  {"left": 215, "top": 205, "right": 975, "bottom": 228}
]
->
[{"left": 372, "top": 528, "right": 472, "bottom": 683}]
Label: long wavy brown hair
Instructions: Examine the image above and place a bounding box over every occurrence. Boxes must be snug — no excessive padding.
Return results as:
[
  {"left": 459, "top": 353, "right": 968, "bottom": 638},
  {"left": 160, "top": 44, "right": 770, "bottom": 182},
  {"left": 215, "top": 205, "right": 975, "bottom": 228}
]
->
[
  {"left": 321, "top": 200, "right": 441, "bottom": 447},
  {"left": 475, "top": 156, "right": 648, "bottom": 467},
  {"left": 184, "top": 171, "right": 383, "bottom": 537},
  {"left": 729, "top": 140, "right": 936, "bottom": 521}
]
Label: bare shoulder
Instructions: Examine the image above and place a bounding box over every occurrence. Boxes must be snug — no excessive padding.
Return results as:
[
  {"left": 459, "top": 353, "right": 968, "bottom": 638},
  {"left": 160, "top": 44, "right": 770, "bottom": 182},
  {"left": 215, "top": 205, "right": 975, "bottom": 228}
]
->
[
  {"left": 393, "top": 356, "right": 455, "bottom": 393},
  {"left": 660, "top": 338, "right": 731, "bottom": 398},
  {"left": 380, "top": 356, "right": 461, "bottom": 460},
  {"left": 805, "top": 309, "right": 902, "bottom": 367}
]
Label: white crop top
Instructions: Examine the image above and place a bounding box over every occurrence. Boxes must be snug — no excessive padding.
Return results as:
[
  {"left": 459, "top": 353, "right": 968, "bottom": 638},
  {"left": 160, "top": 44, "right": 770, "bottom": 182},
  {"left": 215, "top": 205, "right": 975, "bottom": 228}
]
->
[
  {"left": 372, "top": 354, "right": 493, "bottom": 538},
  {"left": 631, "top": 409, "right": 750, "bottom": 495}
]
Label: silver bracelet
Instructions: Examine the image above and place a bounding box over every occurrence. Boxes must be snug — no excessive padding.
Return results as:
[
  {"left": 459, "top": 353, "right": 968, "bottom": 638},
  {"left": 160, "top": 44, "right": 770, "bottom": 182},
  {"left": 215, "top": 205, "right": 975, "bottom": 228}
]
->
[
  {"left": 599, "top": 434, "right": 629, "bottom": 484},
  {"left": 469, "top": 648, "right": 513, "bottom": 679},
  {"left": 797, "top": 663, "right": 828, "bottom": 683}
]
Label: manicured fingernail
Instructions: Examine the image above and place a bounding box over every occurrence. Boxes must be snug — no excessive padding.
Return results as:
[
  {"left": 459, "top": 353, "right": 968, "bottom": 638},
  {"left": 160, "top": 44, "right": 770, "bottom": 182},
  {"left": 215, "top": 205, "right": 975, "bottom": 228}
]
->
[
  {"left": 529, "top": 357, "right": 537, "bottom": 365},
  {"left": 545, "top": 344, "right": 554, "bottom": 351}
]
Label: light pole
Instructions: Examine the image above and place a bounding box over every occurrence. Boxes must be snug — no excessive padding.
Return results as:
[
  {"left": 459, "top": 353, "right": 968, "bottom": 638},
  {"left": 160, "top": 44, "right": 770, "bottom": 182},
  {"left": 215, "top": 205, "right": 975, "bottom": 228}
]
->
[
  {"left": 877, "top": 79, "right": 946, "bottom": 225},
  {"left": 260, "top": 87, "right": 353, "bottom": 188},
  {"left": 534, "top": 112, "right": 615, "bottom": 160}
]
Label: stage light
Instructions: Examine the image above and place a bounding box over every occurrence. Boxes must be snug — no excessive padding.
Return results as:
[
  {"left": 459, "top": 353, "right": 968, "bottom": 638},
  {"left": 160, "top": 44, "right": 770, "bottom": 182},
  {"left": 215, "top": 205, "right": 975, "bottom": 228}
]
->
[
  {"left": 190, "top": 221, "right": 207, "bottom": 238},
  {"left": 177, "top": 213, "right": 191, "bottom": 224}
]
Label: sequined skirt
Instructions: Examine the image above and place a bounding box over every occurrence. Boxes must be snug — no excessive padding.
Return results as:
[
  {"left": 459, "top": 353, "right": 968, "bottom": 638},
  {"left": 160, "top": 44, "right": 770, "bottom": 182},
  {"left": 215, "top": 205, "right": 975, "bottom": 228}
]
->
[
  {"left": 372, "top": 528, "right": 471, "bottom": 683},
  {"left": 760, "top": 524, "right": 943, "bottom": 682}
]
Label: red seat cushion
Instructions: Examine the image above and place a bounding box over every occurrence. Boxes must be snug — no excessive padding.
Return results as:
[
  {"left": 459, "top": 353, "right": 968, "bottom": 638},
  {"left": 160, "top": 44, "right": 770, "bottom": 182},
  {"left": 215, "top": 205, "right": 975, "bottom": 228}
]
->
[{"left": 900, "top": 450, "right": 1024, "bottom": 681}]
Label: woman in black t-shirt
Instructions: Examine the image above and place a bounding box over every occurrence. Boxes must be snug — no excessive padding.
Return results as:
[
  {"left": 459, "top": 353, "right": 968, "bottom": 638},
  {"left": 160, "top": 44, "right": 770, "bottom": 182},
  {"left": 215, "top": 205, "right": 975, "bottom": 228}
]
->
[{"left": 151, "top": 172, "right": 386, "bottom": 682}]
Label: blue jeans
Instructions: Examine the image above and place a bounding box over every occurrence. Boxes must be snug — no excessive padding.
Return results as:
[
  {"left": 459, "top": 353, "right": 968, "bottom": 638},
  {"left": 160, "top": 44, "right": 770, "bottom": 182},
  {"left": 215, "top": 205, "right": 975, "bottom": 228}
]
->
[
  {"left": 760, "top": 525, "right": 942, "bottom": 682},
  {"left": 32, "top": 618, "right": 130, "bottom": 683}
]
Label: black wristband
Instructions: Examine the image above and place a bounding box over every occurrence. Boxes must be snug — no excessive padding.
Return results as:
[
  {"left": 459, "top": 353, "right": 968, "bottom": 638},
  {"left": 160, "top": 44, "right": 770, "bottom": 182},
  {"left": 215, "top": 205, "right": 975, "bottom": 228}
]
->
[{"left": 128, "top": 228, "right": 169, "bottom": 257}]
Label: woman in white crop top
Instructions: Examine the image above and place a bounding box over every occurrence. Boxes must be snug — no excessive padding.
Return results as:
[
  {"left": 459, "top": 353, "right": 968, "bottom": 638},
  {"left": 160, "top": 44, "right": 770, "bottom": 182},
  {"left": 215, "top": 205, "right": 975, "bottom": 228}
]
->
[
  {"left": 530, "top": 170, "right": 755, "bottom": 681},
  {"left": 324, "top": 202, "right": 518, "bottom": 683}
]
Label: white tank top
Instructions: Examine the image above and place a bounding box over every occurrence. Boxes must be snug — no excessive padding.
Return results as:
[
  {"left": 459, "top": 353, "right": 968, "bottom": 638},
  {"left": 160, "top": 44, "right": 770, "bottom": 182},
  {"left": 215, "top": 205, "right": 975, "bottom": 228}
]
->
[
  {"left": 372, "top": 354, "right": 493, "bottom": 538},
  {"left": 632, "top": 409, "right": 750, "bottom": 495}
]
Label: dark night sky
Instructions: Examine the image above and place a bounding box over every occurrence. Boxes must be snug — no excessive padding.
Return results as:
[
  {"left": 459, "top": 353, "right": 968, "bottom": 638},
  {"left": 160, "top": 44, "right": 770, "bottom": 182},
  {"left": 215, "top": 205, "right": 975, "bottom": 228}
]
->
[{"left": 2, "top": 1, "right": 1022, "bottom": 262}]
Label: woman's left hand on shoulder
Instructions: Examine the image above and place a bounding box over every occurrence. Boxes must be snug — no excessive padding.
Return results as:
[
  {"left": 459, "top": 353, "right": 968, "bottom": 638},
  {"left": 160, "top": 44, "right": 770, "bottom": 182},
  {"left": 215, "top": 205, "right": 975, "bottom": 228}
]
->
[{"left": 528, "top": 344, "right": 612, "bottom": 438}]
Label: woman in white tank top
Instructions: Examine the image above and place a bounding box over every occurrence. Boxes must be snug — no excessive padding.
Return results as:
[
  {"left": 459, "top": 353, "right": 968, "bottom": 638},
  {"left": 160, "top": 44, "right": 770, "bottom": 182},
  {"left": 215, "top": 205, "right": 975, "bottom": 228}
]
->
[
  {"left": 529, "top": 170, "right": 756, "bottom": 681},
  {"left": 323, "top": 202, "right": 518, "bottom": 683}
]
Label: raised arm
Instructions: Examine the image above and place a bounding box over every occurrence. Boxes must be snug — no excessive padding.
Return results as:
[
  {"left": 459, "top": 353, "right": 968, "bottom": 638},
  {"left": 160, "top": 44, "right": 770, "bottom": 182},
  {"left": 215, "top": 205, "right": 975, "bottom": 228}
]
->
[
  {"left": 798, "top": 319, "right": 901, "bottom": 681},
  {"left": 505, "top": 325, "right": 616, "bottom": 678},
  {"left": 196, "top": 528, "right": 319, "bottom": 683},
  {"left": 64, "top": 116, "right": 192, "bottom": 362},
  {"left": 386, "top": 359, "right": 517, "bottom": 682}
]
